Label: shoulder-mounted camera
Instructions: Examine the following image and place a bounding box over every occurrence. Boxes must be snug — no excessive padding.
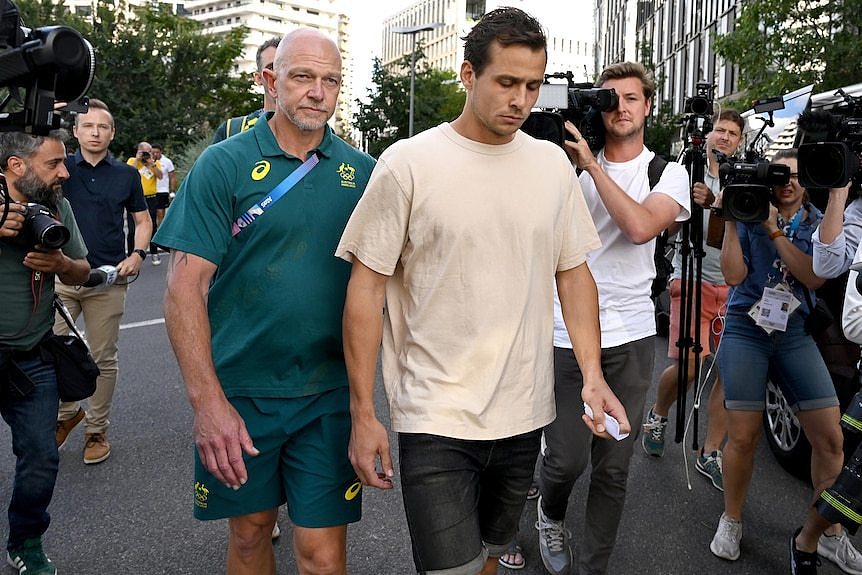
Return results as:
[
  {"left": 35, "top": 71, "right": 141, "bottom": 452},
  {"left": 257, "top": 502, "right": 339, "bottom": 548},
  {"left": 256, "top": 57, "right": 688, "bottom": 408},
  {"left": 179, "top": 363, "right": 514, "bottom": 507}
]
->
[
  {"left": 0, "top": 0, "right": 95, "bottom": 134},
  {"left": 520, "top": 71, "right": 618, "bottom": 152},
  {"left": 797, "top": 88, "right": 862, "bottom": 192}
]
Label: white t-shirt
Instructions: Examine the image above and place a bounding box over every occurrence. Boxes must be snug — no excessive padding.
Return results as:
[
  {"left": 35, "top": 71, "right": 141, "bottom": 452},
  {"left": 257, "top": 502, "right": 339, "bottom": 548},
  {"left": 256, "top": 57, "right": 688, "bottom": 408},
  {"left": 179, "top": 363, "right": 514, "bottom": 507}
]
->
[
  {"left": 156, "top": 155, "right": 175, "bottom": 195},
  {"left": 554, "top": 147, "right": 690, "bottom": 349},
  {"left": 336, "top": 123, "right": 601, "bottom": 440}
]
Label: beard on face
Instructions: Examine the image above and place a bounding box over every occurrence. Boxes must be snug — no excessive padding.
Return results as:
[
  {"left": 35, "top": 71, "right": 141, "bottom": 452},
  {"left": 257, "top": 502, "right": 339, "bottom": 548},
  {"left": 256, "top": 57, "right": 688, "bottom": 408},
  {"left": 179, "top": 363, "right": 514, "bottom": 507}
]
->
[
  {"left": 16, "top": 169, "right": 62, "bottom": 209},
  {"left": 280, "top": 100, "right": 331, "bottom": 132}
]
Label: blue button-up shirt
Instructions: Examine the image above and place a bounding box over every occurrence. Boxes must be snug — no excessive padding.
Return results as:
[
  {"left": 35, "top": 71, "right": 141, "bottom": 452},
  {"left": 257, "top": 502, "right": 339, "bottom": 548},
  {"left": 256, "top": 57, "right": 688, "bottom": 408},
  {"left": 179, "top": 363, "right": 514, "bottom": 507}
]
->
[{"left": 62, "top": 151, "right": 148, "bottom": 267}]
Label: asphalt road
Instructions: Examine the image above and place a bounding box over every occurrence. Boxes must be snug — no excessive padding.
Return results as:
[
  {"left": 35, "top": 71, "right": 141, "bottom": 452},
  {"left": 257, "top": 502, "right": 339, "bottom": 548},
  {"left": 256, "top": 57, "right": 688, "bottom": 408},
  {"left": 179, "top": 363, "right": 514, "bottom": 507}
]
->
[{"left": 0, "top": 260, "right": 854, "bottom": 574}]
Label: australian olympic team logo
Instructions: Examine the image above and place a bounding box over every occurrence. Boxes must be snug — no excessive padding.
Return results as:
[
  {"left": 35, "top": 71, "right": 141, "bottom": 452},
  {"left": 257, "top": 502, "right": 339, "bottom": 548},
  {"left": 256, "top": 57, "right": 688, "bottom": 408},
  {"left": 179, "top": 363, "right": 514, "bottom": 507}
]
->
[
  {"left": 251, "top": 160, "right": 271, "bottom": 181},
  {"left": 194, "top": 481, "right": 209, "bottom": 509},
  {"left": 343, "top": 478, "right": 362, "bottom": 501},
  {"left": 337, "top": 163, "right": 357, "bottom": 188}
]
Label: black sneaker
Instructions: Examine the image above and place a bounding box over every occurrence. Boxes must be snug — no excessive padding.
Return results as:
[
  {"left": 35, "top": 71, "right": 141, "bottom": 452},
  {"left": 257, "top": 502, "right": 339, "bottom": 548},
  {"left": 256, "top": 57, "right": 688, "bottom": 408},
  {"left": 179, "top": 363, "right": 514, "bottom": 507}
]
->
[
  {"left": 6, "top": 537, "right": 56, "bottom": 575},
  {"left": 790, "top": 527, "right": 821, "bottom": 575}
]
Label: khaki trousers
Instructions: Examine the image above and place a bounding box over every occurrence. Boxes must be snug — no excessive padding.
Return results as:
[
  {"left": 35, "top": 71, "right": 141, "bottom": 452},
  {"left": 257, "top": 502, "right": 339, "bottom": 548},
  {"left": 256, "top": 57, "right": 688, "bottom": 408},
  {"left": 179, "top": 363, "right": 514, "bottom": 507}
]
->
[{"left": 54, "top": 281, "right": 127, "bottom": 434}]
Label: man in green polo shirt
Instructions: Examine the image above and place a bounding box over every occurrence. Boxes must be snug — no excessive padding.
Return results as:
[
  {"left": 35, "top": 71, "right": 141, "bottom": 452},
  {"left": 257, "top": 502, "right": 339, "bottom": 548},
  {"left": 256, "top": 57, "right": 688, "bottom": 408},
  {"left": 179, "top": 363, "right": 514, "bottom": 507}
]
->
[{"left": 155, "top": 29, "right": 374, "bottom": 574}]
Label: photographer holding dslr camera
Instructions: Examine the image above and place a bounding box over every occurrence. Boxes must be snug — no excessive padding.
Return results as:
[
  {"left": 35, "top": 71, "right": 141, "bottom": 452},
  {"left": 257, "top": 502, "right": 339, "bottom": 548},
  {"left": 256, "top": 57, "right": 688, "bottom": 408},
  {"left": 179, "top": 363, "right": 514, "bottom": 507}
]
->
[{"left": 0, "top": 130, "right": 89, "bottom": 575}]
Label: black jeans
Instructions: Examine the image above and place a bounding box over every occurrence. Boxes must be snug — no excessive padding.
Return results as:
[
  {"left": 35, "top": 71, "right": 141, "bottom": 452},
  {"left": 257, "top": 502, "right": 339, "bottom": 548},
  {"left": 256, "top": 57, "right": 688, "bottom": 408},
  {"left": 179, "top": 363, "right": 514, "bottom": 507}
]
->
[
  {"left": 399, "top": 429, "right": 542, "bottom": 574},
  {"left": 539, "top": 338, "right": 654, "bottom": 575}
]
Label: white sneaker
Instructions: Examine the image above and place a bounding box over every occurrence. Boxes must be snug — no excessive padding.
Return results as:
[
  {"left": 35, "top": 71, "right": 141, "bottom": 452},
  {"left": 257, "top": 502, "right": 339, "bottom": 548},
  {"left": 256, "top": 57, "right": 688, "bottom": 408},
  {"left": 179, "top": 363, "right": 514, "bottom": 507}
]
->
[
  {"left": 818, "top": 530, "right": 862, "bottom": 575},
  {"left": 710, "top": 512, "right": 742, "bottom": 560},
  {"left": 151, "top": 253, "right": 161, "bottom": 266},
  {"left": 271, "top": 521, "right": 281, "bottom": 541}
]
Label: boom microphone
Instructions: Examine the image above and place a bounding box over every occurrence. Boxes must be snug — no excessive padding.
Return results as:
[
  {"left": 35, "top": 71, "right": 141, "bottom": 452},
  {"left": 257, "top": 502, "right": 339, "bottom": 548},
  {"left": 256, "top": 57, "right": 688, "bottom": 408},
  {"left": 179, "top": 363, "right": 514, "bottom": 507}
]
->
[{"left": 82, "top": 264, "right": 118, "bottom": 288}]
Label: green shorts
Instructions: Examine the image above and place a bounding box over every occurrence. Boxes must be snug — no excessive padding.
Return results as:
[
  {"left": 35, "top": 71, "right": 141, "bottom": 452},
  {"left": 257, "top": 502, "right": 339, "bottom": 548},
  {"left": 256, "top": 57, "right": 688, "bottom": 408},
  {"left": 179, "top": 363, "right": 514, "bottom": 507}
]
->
[{"left": 193, "top": 386, "right": 362, "bottom": 527}]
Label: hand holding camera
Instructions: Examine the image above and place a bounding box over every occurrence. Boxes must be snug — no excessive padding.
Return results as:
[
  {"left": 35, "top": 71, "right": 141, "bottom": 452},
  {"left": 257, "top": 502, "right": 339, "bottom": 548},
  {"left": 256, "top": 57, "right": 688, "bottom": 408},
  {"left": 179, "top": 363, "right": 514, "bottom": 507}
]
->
[{"left": 0, "top": 200, "right": 25, "bottom": 238}]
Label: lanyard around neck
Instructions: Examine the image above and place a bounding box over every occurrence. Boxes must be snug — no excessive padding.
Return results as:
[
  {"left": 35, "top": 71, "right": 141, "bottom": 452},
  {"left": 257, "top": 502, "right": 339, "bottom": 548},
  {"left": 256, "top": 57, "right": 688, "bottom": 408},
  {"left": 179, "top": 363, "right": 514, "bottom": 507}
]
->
[{"left": 231, "top": 152, "right": 320, "bottom": 237}]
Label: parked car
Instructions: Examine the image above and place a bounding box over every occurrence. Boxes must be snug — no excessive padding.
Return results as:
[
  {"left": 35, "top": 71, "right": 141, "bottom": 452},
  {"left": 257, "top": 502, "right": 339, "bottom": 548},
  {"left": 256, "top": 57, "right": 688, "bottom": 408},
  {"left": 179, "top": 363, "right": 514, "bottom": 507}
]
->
[{"left": 763, "top": 273, "right": 861, "bottom": 480}]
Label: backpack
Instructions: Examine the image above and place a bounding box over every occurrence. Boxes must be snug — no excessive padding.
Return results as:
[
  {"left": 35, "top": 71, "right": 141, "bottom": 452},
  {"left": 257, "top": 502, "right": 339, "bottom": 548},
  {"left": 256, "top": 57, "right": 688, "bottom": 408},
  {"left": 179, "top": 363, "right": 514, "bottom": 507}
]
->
[{"left": 648, "top": 155, "right": 671, "bottom": 299}]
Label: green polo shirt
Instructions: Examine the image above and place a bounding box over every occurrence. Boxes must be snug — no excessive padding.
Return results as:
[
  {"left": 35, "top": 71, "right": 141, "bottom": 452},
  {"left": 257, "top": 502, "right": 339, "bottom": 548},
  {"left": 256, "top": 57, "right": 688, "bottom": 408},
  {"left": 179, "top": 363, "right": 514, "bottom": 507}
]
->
[
  {"left": 155, "top": 113, "right": 375, "bottom": 398},
  {"left": 0, "top": 198, "right": 88, "bottom": 350}
]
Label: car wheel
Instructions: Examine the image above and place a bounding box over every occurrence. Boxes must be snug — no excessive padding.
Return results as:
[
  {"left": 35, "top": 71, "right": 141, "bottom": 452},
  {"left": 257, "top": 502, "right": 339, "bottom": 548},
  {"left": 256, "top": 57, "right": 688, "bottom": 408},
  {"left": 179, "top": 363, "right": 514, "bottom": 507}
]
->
[{"left": 763, "top": 379, "right": 811, "bottom": 481}]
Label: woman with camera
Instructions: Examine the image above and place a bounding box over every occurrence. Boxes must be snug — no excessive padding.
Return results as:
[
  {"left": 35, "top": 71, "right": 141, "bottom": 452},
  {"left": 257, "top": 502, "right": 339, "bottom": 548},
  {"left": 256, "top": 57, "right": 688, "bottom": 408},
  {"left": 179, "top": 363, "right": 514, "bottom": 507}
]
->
[{"left": 711, "top": 148, "right": 858, "bottom": 574}]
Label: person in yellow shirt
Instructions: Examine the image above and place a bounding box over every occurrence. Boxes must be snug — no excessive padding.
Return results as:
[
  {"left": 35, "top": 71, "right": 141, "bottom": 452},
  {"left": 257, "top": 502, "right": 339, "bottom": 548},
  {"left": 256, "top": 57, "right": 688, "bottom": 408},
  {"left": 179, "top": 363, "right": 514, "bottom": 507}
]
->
[{"left": 127, "top": 142, "right": 163, "bottom": 264}]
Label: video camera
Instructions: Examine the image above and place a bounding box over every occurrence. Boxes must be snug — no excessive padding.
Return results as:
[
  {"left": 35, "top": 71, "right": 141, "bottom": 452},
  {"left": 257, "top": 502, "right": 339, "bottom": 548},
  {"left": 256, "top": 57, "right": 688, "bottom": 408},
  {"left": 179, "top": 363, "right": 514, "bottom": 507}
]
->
[
  {"left": 520, "top": 71, "right": 618, "bottom": 152},
  {"left": 0, "top": 0, "right": 95, "bottom": 135},
  {"left": 797, "top": 89, "right": 862, "bottom": 192},
  {"left": 681, "top": 82, "right": 715, "bottom": 144},
  {"left": 716, "top": 96, "right": 790, "bottom": 222}
]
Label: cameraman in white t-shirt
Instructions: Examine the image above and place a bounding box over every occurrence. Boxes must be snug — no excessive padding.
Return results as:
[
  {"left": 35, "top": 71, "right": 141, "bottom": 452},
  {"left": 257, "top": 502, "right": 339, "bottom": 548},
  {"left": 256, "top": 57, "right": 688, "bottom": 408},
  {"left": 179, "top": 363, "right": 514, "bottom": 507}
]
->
[{"left": 536, "top": 61, "right": 691, "bottom": 575}]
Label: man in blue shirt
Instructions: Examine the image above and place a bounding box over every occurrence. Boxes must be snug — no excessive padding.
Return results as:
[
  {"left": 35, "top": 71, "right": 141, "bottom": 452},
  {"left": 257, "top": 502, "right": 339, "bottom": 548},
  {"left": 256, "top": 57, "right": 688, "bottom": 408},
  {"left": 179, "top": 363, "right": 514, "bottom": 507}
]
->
[{"left": 54, "top": 98, "right": 152, "bottom": 466}]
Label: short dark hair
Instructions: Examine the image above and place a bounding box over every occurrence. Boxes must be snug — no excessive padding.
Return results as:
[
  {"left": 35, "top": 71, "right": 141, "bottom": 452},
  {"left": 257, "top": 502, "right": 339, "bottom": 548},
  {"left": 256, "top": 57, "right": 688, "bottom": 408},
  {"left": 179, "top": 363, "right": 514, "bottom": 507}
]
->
[
  {"left": 773, "top": 148, "right": 798, "bottom": 162},
  {"left": 0, "top": 130, "right": 68, "bottom": 169},
  {"left": 462, "top": 7, "right": 546, "bottom": 76},
  {"left": 715, "top": 109, "right": 744, "bottom": 134},
  {"left": 256, "top": 37, "right": 281, "bottom": 72},
  {"left": 151, "top": 143, "right": 163, "bottom": 151},
  {"left": 597, "top": 62, "right": 656, "bottom": 102}
]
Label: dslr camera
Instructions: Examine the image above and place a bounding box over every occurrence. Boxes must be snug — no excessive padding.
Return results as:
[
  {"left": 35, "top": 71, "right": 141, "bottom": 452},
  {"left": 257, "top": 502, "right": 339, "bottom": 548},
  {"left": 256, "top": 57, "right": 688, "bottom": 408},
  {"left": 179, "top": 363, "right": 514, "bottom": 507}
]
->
[
  {"left": 21, "top": 201, "right": 69, "bottom": 248},
  {"left": 139, "top": 151, "right": 150, "bottom": 161},
  {"left": 0, "top": 190, "right": 70, "bottom": 249},
  {"left": 797, "top": 89, "right": 862, "bottom": 192},
  {"left": 520, "top": 71, "right": 618, "bottom": 152}
]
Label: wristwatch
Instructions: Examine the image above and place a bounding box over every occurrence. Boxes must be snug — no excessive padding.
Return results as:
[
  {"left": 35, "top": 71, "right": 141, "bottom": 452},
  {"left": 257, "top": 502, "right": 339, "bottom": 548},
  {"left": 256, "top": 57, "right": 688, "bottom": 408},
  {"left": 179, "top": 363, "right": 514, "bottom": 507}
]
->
[{"left": 133, "top": 248, "right": 147, "bottom": 260}]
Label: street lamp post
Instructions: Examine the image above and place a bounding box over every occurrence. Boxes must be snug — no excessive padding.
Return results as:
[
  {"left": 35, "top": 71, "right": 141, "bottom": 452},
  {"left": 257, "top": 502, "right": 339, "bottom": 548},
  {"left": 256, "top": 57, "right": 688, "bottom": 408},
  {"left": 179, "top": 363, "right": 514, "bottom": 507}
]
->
[{"left": 392, "top": 22, "right": 444, "bottom": 137}]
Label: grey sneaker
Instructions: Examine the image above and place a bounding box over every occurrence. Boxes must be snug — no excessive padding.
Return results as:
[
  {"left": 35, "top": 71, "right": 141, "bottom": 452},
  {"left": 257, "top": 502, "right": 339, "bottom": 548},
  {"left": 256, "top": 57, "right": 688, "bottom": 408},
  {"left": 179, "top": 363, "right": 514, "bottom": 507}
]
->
[
  {"left": 535, "top": 496, "right": 572, "bottom": 575},
  {"left": 710, "top": 512, "right": 742, "bottom": 560},
  {"left": 818, "top": 529, "right": 862, "bottom": 574},
  {"left": 695, "top": 450, "right": 724, "bottom": 492},
  {"left": 641, "top": 407, "right": 668, "bottom": 457}
]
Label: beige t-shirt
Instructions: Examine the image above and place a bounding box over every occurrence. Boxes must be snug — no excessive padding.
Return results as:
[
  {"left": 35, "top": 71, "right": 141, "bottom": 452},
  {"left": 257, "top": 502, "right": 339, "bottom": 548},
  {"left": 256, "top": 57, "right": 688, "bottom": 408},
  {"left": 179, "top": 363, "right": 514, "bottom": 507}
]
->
[{"left": 336, "top": 123, "right": 600, "bottom": 440}]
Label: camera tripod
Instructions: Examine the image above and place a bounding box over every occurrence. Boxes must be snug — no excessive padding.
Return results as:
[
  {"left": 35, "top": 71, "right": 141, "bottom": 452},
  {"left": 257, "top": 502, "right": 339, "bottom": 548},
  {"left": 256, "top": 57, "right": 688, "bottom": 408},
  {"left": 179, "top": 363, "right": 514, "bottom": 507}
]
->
[{"left": 674, "top": 131, "right": 712, "bottom": 448}]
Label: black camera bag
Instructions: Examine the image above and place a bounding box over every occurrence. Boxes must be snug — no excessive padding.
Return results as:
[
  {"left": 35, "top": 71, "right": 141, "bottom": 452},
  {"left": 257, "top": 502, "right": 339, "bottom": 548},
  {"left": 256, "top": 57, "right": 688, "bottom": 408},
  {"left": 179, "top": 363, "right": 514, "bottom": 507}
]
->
[
  {"left": 46, "top": 295, "right": 99, "bottom": 402},
  {"left": 39, "top": 334, "right": 98, "bottom": 402}
]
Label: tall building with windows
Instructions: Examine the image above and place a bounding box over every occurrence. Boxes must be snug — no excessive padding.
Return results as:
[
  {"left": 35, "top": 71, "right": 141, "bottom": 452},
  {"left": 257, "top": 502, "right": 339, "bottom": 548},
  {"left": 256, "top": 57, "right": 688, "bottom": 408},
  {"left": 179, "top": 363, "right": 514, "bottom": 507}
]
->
[
  {"left": 61, "top": 0, "right": 354, "bottom": 137},
  {"left": 597, "top": 0, "right": 741, "bottom": 115},
  {"left": 380, "top": 1, "right": 596, "bottom": 85},
  {"left": 185, "top": 0, "right": 353, "bottom": 136}
]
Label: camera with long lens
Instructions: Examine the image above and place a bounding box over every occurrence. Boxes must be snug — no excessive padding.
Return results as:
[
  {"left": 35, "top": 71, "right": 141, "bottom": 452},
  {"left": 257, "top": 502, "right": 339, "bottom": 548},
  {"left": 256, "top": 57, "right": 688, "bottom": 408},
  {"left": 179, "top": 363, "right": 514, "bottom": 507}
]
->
[
  {"left": 1, "top": 190, "right": 70, "bottom": 249},
  {"left": 520, "top": 71, "right": 618, "bottom": 152},
  {"left": 22, "top": 202, "right": 68, "bottom": 248},
  {"left": 797, "top": 90, "right": 862, "bottom": 192},
  {"left": 716, "top": 153, "right": 790, "bottom": 222}
]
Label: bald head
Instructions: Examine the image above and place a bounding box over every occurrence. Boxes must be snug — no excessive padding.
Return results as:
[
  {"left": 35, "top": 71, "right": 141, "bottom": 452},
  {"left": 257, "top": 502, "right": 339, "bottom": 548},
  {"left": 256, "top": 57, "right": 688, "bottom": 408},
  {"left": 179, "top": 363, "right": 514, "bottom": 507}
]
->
[
  {"left": 264, "top": 27, "right": 343, "bottom": 134},
  {"left": 278, "top": 28, "right": 340, "bottom": 63}
]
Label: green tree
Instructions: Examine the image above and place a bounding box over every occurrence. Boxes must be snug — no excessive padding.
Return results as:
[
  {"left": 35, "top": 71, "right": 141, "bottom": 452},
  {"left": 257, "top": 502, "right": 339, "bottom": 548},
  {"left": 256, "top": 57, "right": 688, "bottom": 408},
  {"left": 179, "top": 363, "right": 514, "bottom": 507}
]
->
[
  {"left": 355, "top": 47, "right": 465, "bottom": 158},
  {"left": 714, "top": 0, "right": 862, "bottom": 100},
  {"left": 16, "top": 0, "right": 258, "bottom": 157}
]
